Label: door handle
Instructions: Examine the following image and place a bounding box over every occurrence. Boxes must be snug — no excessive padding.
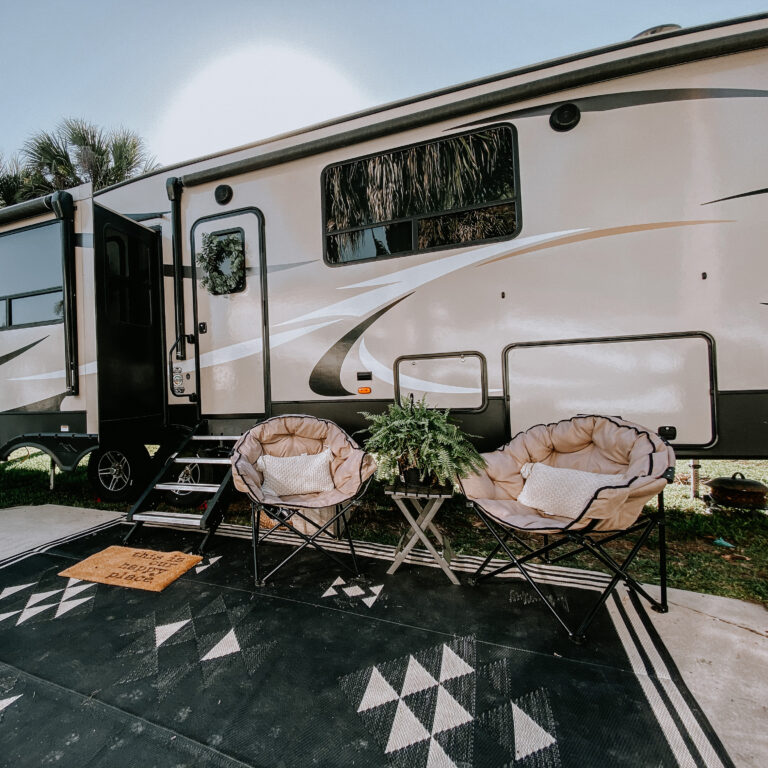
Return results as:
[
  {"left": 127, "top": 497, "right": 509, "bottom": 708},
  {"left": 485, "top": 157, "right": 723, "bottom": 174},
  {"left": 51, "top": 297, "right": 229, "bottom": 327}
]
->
[{"left": 198, "top": 322, "right": 208, "bottom": 334}]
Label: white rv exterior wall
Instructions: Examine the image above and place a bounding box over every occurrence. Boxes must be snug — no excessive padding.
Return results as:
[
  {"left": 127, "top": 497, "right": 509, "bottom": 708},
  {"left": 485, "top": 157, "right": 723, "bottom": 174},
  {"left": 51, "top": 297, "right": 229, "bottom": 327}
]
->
[{"left": 93, "top": 16, "right": 768, "bottom": 451}]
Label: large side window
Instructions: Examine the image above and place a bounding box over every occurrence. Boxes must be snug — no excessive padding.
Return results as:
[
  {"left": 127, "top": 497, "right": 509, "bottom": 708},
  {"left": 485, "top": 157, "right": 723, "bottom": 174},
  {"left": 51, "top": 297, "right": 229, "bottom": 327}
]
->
[
  {"left": 0, "top": 221, "right": 64, "bottom": 328},
  {"left": 322, "top": 125, "right": 519, "bottom": 265}
]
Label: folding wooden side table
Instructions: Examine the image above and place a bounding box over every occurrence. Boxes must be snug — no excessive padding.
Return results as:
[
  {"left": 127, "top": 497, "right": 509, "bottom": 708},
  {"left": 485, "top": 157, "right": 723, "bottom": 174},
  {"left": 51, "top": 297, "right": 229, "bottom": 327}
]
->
[{"left": 384, "top": 483, "right": 459, "bottom": 585}]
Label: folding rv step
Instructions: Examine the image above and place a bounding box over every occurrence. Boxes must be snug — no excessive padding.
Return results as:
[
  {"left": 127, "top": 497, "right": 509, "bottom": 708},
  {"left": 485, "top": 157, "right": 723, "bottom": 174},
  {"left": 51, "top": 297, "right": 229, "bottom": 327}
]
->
[
  {"left": 154, "top": 482, "right": 222, "bottom": 493},
  {"left": 171, "top": 456, "right": 231, "bottom": 465},
  {"left": 131, "top": 511, "right": 204, "bottom": 526}
]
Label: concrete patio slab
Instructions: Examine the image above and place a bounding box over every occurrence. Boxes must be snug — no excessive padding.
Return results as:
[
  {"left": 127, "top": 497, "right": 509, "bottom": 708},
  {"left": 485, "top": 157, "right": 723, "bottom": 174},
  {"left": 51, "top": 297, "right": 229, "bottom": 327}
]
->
[
  {"left": 0, "top": 504, "right": 123, "bottom": 562},
  {"left": 645, "top": 585, "right": 768, "bottom": 768}
]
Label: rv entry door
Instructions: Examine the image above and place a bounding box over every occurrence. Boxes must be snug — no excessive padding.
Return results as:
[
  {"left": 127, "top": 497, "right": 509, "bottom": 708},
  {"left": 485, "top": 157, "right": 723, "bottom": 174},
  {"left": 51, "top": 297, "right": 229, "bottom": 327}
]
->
[
  {"left": 93, "top": 205, "right": 165, "bottom": 444},
  {"left": 191, "top": 208, "right": 267, "bottom": 418}
]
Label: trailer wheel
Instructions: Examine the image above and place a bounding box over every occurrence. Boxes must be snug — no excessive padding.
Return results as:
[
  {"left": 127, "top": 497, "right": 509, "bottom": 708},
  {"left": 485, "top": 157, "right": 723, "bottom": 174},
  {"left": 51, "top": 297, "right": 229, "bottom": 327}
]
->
[
  {"left": 163, "top": 459, "right": 214, "bottom": 508},
  {"left": 87, "top": 444, "right": 150, "bottom": 502}
]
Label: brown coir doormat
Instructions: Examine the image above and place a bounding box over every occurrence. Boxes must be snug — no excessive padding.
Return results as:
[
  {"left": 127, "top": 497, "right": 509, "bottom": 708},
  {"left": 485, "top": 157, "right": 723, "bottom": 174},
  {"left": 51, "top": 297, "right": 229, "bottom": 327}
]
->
[{"left": 59, "top": 546, "right": 202, "bottom": 592}]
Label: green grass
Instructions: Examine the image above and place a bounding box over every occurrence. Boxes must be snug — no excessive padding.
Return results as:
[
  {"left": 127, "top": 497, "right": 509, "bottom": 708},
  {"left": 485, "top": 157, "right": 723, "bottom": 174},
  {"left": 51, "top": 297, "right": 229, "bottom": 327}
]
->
[{"left": 2, "top": 451, "right": 767, "bottom": 607}]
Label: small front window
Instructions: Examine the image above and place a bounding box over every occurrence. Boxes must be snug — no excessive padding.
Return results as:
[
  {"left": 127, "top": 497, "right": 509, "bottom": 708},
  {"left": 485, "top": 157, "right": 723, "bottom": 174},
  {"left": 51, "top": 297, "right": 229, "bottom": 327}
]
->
[{"left": 322, "top": 125, "right": 519, "bottom": 265}]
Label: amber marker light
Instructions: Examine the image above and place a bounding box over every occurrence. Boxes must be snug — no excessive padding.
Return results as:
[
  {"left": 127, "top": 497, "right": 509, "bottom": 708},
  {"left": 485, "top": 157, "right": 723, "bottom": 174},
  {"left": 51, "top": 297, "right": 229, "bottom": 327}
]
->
[{"left": 357, "top": 387, "right": 372, "bottom": 394}]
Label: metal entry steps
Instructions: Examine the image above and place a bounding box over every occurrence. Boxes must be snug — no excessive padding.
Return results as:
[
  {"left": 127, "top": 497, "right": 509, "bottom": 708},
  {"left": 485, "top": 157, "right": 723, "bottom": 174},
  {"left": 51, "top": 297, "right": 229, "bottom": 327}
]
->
[{"left": 124, "top": 424, "right": 240, "bottom": 553}]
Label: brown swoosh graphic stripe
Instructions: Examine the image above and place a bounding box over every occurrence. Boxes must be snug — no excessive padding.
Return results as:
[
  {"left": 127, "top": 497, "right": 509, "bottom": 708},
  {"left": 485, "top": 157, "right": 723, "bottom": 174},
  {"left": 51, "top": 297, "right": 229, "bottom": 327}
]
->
[
  {"left": 0, "top": 337, "right": 48, "bottom": 367},
  {"left": 309, "top": 295, "right": 413, "bottom": 397},
  {"left": 477, "top": 220, "right": 731, "bottom": 267},
  {"left": 703, "top": 187, "right": 768, "bottom": 205}
]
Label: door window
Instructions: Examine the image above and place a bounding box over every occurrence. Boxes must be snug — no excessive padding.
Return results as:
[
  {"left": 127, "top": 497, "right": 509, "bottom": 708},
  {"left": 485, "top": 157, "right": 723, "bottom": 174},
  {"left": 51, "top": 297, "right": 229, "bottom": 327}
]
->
[{"left": 196, "top": 228, "right": 246, "bottom": 295}]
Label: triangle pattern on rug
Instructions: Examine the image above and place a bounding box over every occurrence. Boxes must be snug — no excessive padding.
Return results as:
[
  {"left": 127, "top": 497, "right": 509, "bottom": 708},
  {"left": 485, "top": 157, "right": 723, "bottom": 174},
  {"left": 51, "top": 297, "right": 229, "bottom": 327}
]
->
[
  {"left": 512, "top": 702, "right": 556, "bottom": 760},
  {"left": 0, "top": 583, "right": 36, "bottom": 601},
  {"left": 155, "top": 620, "right": 191, "bottom": 648},
  {"left": 322, "top": 577, "right": 385, "bottom": 607},
  {"left": 401, "top": 656, "right": 439, "bottom": 697},
  {"left": 359, "top": 667, "right": 400, "bottom": 712},
  {"left": 385, "top": 699, "right": 431, "bottom": 754},
  {"left": 16, "top": 603, "right": 56, "bottom": 625},
  {"left": 0, "top": 610, "right": 21, "bottom": 624},
  {"left": 26, "top": 589, "right": 63, "bottom": 608},
  {"left": 478, "top": 685, "right": 559, "bottom": 765},
  {"left": 55, "top": 596, "right": 95, "bottom": 618},
  {"left": 425, "top": 737, "right": 456, "bottom": 768},
  {"left": 195, "top": 556, "right": 222, "bottom": 574},
  {"left": 438, "top": 645, "right": 474, "bottom": 682},
  {"left": 431, "top": 686, "right": 473, "bottom": 735},
  {"left": 0, "top": 694, "right": 22, "bottom": 713},
  {"left": 201, "top": 628, "right": 240, "bottom": 661},
  {"left": 62, "top": 581, "right": 95, "bottom": 601},
  {"left": 341, "top": 637, "right": 477, "bottom": 768}
]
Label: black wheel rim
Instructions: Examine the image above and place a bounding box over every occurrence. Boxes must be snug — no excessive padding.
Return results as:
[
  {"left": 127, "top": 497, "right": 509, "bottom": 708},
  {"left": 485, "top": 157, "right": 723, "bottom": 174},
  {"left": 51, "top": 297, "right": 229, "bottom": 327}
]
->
[{"left": 97, "top": 450, "right": 131, "bottom": 493}]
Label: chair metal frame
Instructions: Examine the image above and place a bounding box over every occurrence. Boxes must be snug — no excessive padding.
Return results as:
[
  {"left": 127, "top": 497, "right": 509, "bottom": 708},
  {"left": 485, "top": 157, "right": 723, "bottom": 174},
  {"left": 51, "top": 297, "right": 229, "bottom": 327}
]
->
[
  {"left": 468, "top": 492, "right": 668, "bottom": 643},
  {"left": 250, "top": 477, "right": 371, "bottom": 586}
]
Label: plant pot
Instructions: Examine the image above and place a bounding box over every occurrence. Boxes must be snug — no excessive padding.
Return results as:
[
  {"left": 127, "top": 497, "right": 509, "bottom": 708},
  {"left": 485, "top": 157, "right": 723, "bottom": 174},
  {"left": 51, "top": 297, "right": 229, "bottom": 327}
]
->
[{"left": 400, "top": 467, "right": 422, "bottom": 485}]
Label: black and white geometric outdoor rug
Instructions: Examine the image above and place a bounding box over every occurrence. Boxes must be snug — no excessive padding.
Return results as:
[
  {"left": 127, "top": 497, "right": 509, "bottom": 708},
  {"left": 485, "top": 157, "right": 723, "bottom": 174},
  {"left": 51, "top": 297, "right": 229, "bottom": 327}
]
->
[{"left": 0, "top": 522, "right": 734, "bottom": 767}]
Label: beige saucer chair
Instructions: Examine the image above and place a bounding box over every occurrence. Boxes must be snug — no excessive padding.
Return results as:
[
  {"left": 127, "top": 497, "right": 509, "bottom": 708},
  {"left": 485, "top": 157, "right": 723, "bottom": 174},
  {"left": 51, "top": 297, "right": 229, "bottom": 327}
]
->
[
  {"left": 459, "top": 415, "right": 675, "bottom": 643},
  {"left": 231, "top": 415, "right": 376, "bottom": 586}
]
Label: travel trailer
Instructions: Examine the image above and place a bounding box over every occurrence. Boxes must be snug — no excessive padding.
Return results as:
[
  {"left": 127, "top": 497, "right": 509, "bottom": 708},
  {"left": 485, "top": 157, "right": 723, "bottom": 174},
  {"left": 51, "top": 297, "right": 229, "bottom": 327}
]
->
[{"left": 2, "top": 14, "right": 768, "bottom": 532}]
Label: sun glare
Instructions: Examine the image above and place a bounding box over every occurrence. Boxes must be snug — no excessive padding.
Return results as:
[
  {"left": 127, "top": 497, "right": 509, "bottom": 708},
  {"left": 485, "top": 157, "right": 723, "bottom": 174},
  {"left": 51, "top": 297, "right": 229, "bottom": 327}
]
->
[{"left": 149, "top": 44, "right": 371, "bottom": 165}]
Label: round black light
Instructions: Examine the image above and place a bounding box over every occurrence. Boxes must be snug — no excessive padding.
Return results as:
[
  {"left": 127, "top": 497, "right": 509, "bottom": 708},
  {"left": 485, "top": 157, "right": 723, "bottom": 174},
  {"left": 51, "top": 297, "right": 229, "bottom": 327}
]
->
[
  {"left": 550, "top": 103, "right": 581, "bottom": 132},
  {"left": 214, "top": 184, "right": 233, "bottom": 205}
]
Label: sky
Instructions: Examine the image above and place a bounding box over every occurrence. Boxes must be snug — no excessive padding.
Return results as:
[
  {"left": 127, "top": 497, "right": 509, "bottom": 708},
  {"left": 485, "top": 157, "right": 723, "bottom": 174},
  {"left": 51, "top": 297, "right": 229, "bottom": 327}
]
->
[{"left": 1, "top": 0, "right": 766, "bottom": 167}]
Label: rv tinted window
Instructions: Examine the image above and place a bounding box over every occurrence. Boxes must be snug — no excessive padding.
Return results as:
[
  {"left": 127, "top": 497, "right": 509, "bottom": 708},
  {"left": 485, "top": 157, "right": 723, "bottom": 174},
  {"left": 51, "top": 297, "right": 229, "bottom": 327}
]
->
[
  {"left": 11, "top": 290, "right": 64, "bottom": 326},
  {"left": 105, "top": 232, "right": 152, "bottom": 326},
  {"left": 0, "top": 220, "right": 64, "bottom": 328},
  {"left": 323, "top": 125, "right": 519, "bottom": 264}
]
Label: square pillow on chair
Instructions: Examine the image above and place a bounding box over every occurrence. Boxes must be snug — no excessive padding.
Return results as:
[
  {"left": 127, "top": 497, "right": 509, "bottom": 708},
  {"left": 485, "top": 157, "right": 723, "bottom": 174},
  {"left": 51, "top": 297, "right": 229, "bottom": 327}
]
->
[
  {"left": 256, "top": 449, "right": 335, "bottom": 497},
  {"left": 517, "top": 462, "right": 626, "bottom": 519}
]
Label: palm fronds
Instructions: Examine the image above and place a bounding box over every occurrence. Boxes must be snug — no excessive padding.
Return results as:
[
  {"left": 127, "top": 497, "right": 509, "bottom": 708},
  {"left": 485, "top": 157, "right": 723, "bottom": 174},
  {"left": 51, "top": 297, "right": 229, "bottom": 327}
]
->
[
  {"left": 361, "top": 398, "right": 486, "bottom": 487},
  {"left": 19, "top": 118, "right": 159, "bottom": 197},
  {"left": 325, "top": 127, "right": 515, "bottom": 233},
  {"left": 0, "top": 155, "right": 29, "bottom": 207}
]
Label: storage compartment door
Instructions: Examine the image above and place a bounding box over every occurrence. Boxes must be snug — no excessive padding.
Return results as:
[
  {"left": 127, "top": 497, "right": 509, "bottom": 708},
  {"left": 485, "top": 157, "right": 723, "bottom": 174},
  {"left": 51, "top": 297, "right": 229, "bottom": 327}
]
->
[{"left": 505, "top": 334, "right": 714, "bottom": 447}]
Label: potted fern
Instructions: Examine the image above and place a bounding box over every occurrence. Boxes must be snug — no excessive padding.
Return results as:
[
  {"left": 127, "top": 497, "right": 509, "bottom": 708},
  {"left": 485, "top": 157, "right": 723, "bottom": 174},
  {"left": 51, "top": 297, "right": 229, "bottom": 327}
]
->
[{"left": 360, "top": 397, "right": 486, "bottom": 488}]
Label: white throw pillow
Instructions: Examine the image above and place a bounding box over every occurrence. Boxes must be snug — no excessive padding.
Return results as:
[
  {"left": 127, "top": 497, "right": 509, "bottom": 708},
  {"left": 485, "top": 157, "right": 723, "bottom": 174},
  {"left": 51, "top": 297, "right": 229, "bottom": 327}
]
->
[
  {"left": 517, "top": 462, "right": 626, "bottom": 519},
  {"left": 256, "top": 449, "right": 335, "bottom": 497}
]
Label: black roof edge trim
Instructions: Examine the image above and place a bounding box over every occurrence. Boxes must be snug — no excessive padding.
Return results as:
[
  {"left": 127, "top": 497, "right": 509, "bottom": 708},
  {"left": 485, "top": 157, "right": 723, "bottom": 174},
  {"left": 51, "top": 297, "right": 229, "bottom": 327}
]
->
[
  {"left": 0, "top": 191, "right": 74, "bottom": 227},
  {"left": 180, "top": 26, "right": 768, "bottom": 189}
]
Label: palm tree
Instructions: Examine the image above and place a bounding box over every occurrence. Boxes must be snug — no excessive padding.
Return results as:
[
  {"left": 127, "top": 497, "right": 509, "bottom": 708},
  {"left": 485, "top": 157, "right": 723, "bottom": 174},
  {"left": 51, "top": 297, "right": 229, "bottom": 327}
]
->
[
  {"left": 0, "top": 155, "right": 28, "bottom": 207},
  {"left": 22, "top": 118, "right": 158, "bottom": 196}
]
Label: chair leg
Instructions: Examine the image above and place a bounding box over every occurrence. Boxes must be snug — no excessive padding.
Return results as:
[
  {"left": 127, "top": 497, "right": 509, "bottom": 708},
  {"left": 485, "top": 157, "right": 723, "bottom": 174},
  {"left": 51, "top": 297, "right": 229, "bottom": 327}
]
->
[
  {"left": 655, "top": 493, "right": 668, "bottom": 613},
  {"left": 251, "top": 503, "right": 264, "bottom": 587},
  {"left": 339, "top": 506, "right": 359, "bottom": 576},
  {"left": 123, "top": 521, "right": 141, "bottom": 545},
  {"left": 472, "top": 504, "right": 670, "bottom": 643},
  {"left": 254, "top": 508, "right": 358, "bottom": 584}
]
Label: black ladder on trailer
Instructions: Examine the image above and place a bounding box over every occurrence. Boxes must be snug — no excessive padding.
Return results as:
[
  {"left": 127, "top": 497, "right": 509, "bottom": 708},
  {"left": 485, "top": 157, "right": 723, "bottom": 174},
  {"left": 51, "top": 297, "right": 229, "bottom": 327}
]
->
[{"left": 124, "top": 423, "right": 239, "bottom": 553}]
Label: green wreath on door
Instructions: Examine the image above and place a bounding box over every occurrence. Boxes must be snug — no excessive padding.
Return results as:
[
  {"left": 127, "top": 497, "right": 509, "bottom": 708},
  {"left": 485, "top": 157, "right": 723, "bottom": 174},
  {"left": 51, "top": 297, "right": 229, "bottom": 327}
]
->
[{"left": 196, "top": 232, "right": 246, "bottom": 295}]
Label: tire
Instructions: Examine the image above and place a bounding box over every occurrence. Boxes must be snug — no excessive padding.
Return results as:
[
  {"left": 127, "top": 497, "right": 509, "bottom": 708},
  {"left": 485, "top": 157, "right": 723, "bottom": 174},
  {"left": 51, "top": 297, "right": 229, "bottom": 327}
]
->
[
  {"left": 163, "top": 458, "right": 214, "bottom": 508},
  {"left": 87, "top": 444, "right": 150, "bottom": 502}
]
